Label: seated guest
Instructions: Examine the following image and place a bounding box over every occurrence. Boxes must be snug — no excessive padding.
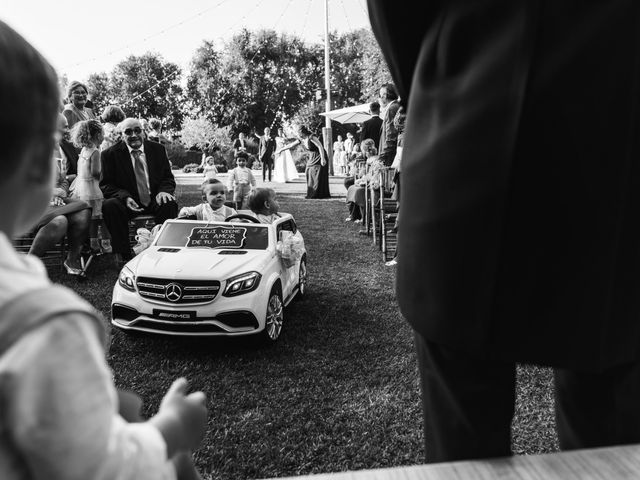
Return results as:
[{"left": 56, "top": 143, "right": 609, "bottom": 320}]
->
[
  {"left": 100, "top": 105, "right": 125, "bottom": 151},
  {"left": 100, "top": 117, "right": 178, "bottom": 262},
  {"left": 57, "top": 114, "right": 78, "bottom": 183},
  {"left": 178, "top": 179, "right": 237, "bottom": 221},
  {"left": 248, "top": 187, "right": 280, "bottom": 224},
  {"left": 62, "top": 80, "right": 95, "bottom": 129},
  {"left": 345, "top": 139, "right": 381, "bottom": 223},
  {"left": 29, "top": 150, "right": 91, "bottom": 276}
]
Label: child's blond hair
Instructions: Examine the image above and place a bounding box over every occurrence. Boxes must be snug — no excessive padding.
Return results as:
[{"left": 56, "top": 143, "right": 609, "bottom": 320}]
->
[{"left": 70, "top": 119, "right": 103, "bottom": 148}]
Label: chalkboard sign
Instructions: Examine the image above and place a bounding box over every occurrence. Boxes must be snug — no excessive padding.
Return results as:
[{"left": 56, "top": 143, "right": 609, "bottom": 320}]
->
[{"left": 186, "top": 226, "right": 247, "bottom": 249}]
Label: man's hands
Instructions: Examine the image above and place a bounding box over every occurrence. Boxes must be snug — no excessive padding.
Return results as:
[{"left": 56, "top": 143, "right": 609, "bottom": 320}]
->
[
  {"left": 51, "top": 196, "right": 65, "bottom": 207},
  {"left": 156, "top": 192, "right": 176, "bottom": 205},
  {"left": 126, "top": 197, "right": 144, "bottom": 212},
  {"left": 126, "top": 192, "right": 175, "bottom": 211}
]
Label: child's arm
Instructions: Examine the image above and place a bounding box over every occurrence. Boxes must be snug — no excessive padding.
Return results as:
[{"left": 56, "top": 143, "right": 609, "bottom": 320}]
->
[
  {"left": 90, "top": 149, "right": 101, "bottom": 179},
  {"left": 178, "top": 205, "right": 199, "bottom": 218},
  {"left": 227, "top": 170, "right": 235, "bottom": 191},
  {"left": 249, "top": 170, "right": 256, "bottom": 187},
  {"left": 9, "top": 314, "right": 186, "bottom": 479}
]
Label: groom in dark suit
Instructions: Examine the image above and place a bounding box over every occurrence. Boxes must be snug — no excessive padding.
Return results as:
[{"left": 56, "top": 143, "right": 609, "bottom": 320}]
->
[
  {"left": 258, "top": 127, "right": 276, "bottom": 182},
  {"left": 100, "top": 117, "right": 178, "bottom": 261}
]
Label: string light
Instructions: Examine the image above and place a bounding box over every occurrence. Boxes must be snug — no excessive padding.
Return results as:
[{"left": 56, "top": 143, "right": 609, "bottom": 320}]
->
[{"left": 63, "top": 0, "right": 232, "bottom": 70}]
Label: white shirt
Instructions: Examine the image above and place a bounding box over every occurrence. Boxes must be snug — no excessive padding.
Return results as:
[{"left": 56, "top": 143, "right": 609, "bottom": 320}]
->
[{"left": 0, "top": 233, "right": 176, "bottom": 480}]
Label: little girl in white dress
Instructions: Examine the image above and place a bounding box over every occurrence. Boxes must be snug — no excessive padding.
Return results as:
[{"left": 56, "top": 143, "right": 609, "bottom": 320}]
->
[{"left": 70, "top": 119, "right": 104, "bottom": 251}]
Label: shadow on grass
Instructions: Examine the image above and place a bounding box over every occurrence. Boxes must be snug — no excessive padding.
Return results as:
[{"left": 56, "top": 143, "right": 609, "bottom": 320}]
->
[{"left": 49, "top": 182, "right": 558, "bottom": 480}]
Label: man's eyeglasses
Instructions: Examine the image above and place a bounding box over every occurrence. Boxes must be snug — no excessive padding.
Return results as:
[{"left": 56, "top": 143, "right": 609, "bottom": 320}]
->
[{"left": 123, "top": 127, "right": 142, "bottom": 136}]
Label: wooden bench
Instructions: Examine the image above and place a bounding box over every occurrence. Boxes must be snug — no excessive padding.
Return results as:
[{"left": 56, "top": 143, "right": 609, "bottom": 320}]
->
[{"left": 271, "top": 444, "right": 640, "bottom": 480}]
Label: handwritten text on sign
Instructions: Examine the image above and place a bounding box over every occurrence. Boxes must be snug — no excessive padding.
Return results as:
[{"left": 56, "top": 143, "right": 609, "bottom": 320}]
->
[{"left": 186, "top": 226, "right": 247, "bottom": 249}]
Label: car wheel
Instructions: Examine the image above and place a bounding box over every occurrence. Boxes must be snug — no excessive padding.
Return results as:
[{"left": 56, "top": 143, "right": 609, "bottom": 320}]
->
[
  {"left": 296, "top": 256, "right": 307, "bottom": 299},
  {"left": 261, "top": 285, "right": 284, "bottom": 343}
]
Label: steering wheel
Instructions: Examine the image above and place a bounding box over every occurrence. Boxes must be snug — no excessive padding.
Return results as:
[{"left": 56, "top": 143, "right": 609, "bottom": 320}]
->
[{"left": 225, "top": 213, "right": 261, "bottom": 223}]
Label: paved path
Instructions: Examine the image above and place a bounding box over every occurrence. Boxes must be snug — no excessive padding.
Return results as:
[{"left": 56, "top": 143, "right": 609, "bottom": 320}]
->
[{"left": 174, "top": 172, "right": 348, "bottom": 198}]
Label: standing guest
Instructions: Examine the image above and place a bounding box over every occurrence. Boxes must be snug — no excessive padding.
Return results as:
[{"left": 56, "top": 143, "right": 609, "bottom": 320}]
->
[
  {"left": 100, "top": 117, "right": 178, "bottom": 263},
  {"left": 385, "top": 105, "right": 406, "bottom": 267},
  {"left": 69, "top": 119, "right": 105, "bottom": 252},
  {"left": 62, "top": 80, "right": 95, "bottom": 129},
  {"left": 258, "top": 126, "right": 276, "bottom": 182},
  {"left": 148, "top": 118, "right": 171, "bottom": 146},
  {"left": 360, "top": 101, "right": 383, "bottom": 150},
  {"left": 0, "top": 20, "right": 207, "bottom": 479},
  {"left": 233, "top": 132, "right": 249, "bottom": 154},
  {"left": 343, "top": 132, "right": 355, "bottom": 175},
  {"left": 227, "top": 151, "right": 256, "bottom": 209},
  {"left": 100, "top": 105, "right": 125, "bottom": 151},
  {"left": 369, "top": 0, "right": 640, "bottom": 463},
  {"left": 377, "top": 83, "right": 400, "bottom": 166},
  {"left": 273, "top": 127, "right": 299, "bottom": 183},
  {"left": 202, "top": 156, "right": 218, "bottom": 180},
  {"left": 278, "top": 125, "right": 330, "bottom": 199},
  {"left": 57, "top": 114, "right": 79, "bottom": 183},
  {"left": 332, "top": 135, "right": 345, "bottom": 175}
]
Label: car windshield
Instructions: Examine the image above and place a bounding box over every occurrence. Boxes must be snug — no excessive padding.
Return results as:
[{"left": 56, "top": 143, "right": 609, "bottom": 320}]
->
[{"left": 155, "top": 222, "right": 269, "bottom": 250}]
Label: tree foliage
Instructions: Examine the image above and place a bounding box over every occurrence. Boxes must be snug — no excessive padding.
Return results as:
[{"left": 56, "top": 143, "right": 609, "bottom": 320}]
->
[{"left": 109, "top": 53, "right": 184, "bottom": 130}]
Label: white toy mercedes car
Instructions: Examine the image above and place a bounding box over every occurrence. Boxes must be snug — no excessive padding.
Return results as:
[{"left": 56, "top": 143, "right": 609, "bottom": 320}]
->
[{"left": 111, "top": 213, "right": 307, "bottom": 343}]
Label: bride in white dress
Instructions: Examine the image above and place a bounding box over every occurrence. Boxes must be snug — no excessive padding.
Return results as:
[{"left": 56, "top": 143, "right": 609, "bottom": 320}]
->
[{"left": 273, "top": 128, "right": 300, "bottom": 183}]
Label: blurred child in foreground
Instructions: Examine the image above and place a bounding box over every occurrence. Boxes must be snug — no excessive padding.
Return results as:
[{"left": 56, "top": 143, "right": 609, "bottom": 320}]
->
[{"left": 0, "top": 20, "right": 207, "bottom": 480}]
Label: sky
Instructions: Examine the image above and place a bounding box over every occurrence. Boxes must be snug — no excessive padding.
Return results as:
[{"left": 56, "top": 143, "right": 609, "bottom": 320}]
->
[{"left": 3, "top": 0, "right": 372, "bottom": 82}]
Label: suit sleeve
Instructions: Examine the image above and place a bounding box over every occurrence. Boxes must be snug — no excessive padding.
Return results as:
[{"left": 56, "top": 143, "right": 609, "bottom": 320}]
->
[
  {"left": 100, "top": 148, "right": 133, "bottom": 202},
  {"left": 152, "top": 143, "right": 176, "bottom": 196}
]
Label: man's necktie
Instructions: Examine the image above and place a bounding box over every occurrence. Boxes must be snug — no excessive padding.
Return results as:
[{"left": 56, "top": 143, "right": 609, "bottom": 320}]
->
[{"left": 132, "top": 150, "right": 151, "bottom": 206}]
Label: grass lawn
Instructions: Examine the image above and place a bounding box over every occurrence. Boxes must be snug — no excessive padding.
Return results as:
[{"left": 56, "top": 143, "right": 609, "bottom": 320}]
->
[{"left": 48, "top": 180, "right": 559, "bottom": 479}]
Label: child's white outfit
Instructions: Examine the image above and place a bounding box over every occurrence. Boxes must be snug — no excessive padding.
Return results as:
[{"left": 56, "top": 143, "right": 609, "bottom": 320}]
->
[
  {"left": 253, "top": 212, "right": 280, "bottom": 224},
  {"left": 71, "top": 146, "right": 103, "bottom": 219},
  {"left": 179, "top": 203, "right": 237, "bottom": 221},
  {"left": 227, "top": 167, "right": 256, "bottom": 208},
  {"left": 0, "top": 233, "right": 176, "bottom": 479},
  {"left": 203, "top": 164, "right": 218, "bottom": 180}
]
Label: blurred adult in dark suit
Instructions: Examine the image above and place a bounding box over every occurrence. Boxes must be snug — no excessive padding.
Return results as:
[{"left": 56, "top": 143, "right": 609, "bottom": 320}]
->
[
  {"left": 369, "top": 0, "right": 640, "bottom": 463},
  {"left": 360, "top": 101, "right": 383, "bottom": 150}
]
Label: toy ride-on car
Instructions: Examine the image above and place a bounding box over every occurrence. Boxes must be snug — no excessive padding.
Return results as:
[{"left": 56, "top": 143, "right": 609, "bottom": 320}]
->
[{"left": 111, "top": 213, "right": 307, "bottom": 343}]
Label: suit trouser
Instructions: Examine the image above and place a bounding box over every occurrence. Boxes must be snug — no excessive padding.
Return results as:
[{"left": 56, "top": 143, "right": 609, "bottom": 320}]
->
[
  {"left": 262, "top": 157, "right": 273, "bottom": 181},
  {"left": 413, "top": 331, "right": 640, "bottom": 463},
  {"left": 102, "top": 197, "right": 178, "bottom": 255}
]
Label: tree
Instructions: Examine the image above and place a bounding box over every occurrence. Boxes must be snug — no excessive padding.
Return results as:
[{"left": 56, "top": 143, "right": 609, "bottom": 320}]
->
[
  {"left": 185, "top": 30, "right": 324, "bottom": 135},
  {"left": 180, "top": 116, "right": 231, "bottom": 152},
  {"left": 85, "top": 72, "right": 111, "bottom": 116},
  {"left": 109, "top": 52, "right": 184, "bottom": 130}
]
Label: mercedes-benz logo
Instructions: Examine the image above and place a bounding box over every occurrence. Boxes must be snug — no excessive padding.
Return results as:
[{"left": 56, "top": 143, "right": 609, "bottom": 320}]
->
[{"left": 165, "top": 283, "right": 183, "bottom": 302}]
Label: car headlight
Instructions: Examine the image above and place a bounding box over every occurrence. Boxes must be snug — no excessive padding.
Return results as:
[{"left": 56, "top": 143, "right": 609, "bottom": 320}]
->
[
  {"left": 223, "top": 271, "right": 262, "bottom": 297},
  {"left": 118, "top": 266, "right": 136, "bottom": 291}
]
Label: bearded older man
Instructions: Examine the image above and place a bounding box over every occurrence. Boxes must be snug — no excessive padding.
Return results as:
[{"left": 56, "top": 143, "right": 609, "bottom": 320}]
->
[{"left": 100, "top": 117, "right": 177, "bottom": 262}]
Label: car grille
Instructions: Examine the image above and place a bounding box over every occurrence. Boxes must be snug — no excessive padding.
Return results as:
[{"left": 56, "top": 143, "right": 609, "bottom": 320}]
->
[{"left": 136, "top": 277, "right": 221, "bottom": 304}]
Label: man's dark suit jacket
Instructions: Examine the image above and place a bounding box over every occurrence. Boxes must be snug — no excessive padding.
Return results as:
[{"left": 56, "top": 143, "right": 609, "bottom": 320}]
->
[
  {"left": 60, "top": 139, "right": 79, "bottom": 176},
  {"left": 360, "top": 115, "right": 382, "bottom": 150},
  {"left": 369, "top": 0, "right": 640, "bottom": 371},
  {"left": 100, "top": 140, "right": 175, "bottom": 206},
  {"left": 378, "top": 100, "right": 400, "bottom": 166},
  {"left": 258, "top": 136, "right": 276, "bottom": 163}
]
